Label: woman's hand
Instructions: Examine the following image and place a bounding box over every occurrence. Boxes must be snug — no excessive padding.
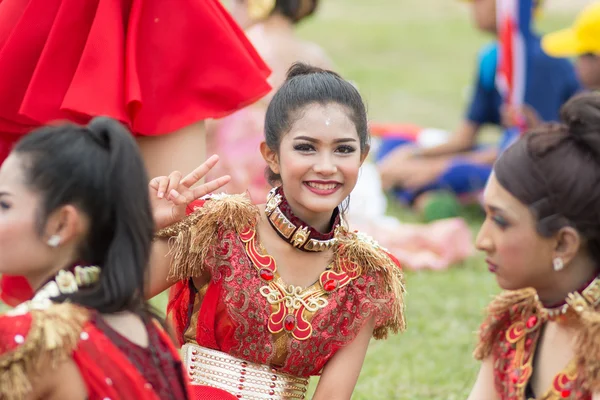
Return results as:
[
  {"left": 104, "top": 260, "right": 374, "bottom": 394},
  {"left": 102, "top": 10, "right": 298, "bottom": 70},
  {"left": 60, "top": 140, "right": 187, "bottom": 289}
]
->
[{"left": 149, "top": 155, "right": 231, "bottom": 231}]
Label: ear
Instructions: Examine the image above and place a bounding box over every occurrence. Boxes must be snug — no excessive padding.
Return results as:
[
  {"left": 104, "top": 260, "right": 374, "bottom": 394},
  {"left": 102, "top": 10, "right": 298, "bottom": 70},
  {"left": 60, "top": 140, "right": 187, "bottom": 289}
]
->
[
  {"left": 359, "top": 144, "right": 371, "bottom": 165},
  {"left": 553, "top": 226, "right": 581, "bottom": 267},
  {"left": 260, "top": 141, "right": 280, "bottom": 175},
  {"left": 44, "top": 205, "right": 87, "bottom": 246}
]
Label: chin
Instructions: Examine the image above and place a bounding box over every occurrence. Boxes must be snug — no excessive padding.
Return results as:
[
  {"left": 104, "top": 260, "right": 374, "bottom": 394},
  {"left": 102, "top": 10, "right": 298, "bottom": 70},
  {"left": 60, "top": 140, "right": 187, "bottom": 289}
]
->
[{"left": 495, "top": 275, "right": 525, "bottom": 292}]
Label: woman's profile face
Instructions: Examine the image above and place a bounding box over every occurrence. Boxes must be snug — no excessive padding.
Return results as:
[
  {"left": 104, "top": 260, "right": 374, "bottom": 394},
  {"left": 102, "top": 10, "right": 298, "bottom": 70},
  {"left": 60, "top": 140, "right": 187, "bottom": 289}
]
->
[
  {"left": 476, "top": 173, "right": 556, "bottom": 291},
  {"left": 0, "top": 154, "right": 54, "bottom": 279}
]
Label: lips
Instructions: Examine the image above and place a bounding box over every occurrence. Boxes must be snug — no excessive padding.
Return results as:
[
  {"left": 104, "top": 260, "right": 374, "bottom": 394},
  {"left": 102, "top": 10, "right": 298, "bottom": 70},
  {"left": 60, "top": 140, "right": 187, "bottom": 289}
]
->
[
  {"left": 303, "top": 181, "right": 341, "bottom": 195},
  {"left": 486, "top": 258, "right": 498, "bottom": 273},
  {"left": 306, "top": 181, "right": 339, "bottom": 190}
]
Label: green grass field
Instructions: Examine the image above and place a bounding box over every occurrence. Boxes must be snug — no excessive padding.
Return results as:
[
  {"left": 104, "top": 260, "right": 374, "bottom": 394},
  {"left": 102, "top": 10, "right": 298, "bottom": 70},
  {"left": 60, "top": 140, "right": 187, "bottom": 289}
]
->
[{"left": 0, "top": 1, "right": 586, "bottom": 398}]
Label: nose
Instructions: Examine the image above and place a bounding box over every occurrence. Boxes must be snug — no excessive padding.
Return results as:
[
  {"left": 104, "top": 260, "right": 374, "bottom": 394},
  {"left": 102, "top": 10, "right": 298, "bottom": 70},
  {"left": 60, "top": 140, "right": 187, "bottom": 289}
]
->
[
  {"left": 475, "top": 222, "right": 493, "bottom": 253},
  {"left": 312, "top": 153, "right": 337, "bottom": 176}
]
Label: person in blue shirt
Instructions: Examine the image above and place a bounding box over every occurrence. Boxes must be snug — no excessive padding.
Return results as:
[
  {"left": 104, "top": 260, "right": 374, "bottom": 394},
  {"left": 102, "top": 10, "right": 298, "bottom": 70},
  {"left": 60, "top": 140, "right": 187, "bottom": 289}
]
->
[{"left": 377, "top": 0, "right": 580, "bottom": 220}]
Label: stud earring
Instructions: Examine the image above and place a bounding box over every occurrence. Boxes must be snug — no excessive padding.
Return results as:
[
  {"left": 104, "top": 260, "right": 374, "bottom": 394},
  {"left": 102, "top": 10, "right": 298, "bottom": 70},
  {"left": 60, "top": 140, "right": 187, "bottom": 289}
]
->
[
  {"left": 47, "top": 235, "right": 61, "bottom": 248},
  {"left": 553, "top": 257, "right": 564, "bottom": 272}
]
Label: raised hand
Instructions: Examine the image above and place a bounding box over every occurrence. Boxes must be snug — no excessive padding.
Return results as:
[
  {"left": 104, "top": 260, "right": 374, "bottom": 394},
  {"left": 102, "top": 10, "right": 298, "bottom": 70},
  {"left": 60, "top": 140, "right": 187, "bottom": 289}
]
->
[{"left": 149, "top": 155, "right": 231, "bottom": 230}]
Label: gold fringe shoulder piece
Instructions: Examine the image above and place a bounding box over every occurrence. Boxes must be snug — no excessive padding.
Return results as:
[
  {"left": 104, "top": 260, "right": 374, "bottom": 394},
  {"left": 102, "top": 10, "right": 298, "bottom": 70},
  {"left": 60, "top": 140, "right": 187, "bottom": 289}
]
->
[
  {"left": 334, "top": 228, "right": 406, "bottom": 339},
  {"left": 573, "top": 306, "right": 600, "bottom": 392},
  {"left": 155, "top": 193, "right": 260, "bottom": 280},
  {"left": 473, "top": 288, "right": 538, "bottom": 360},
  {"left": 0, "top": 302, "right": 89, "bottom": 400}
]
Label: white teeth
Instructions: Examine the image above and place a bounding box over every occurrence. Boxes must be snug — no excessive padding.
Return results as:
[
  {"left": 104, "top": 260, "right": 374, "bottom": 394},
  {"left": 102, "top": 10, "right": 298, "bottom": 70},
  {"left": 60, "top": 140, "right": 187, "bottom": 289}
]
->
[{"left": 307, "top": 182, "right": 338, "bottom": 190}]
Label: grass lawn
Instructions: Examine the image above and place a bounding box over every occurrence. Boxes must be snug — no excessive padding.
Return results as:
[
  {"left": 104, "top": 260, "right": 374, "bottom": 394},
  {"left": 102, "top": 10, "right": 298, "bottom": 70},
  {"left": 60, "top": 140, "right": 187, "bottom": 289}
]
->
[{"left": 1, "top": 1, "right": 585, "bottom": 398}]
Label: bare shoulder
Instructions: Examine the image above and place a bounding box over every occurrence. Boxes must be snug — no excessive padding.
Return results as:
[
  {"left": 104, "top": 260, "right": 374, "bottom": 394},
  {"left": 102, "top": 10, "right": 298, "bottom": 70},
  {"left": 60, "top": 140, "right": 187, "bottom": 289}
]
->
[{"left": 31, "top": 359, "right": 87, "bottom": 400}]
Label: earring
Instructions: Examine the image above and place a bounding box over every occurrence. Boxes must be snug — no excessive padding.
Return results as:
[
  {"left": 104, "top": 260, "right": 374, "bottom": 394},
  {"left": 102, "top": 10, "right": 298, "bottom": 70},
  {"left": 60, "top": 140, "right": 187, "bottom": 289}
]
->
[
  {"left": 553, "top": 257, "right": 564, "bottom": 272},
  {"left": 47, "top": 235, "right": 61, "bottom": 248}
]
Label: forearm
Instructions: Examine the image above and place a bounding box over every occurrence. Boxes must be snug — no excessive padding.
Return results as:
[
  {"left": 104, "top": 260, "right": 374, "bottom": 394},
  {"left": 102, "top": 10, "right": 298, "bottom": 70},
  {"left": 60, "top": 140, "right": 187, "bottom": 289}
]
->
[
  {"left": 146, "top": 238, "right": 175, "bottom": 299},
  {"left": 418, "top": 121, "right": 479, "bottom": 158},
  {"left": 454, "top": 147, "right": 498, "bottom": 165},
  {"left": 417, "top": 140, "right": 472, "bottom": 158}
]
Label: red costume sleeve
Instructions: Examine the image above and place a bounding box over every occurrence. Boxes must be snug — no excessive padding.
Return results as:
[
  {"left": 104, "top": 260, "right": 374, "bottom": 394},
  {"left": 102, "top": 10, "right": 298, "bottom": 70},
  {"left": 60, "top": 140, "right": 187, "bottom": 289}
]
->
[{"left": 0, "top": 275, "right": 34, "bottom": 306}]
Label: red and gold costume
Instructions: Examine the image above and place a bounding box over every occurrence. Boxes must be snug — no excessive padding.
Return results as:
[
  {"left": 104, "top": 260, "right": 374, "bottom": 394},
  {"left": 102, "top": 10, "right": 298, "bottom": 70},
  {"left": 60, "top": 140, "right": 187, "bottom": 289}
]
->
[
  {"left": 0, "top": 269, "right": 192, "bottom": 400},
  {"left": 474, "top": 278, "right": 600, "bottom": 400},
  {"left": 157, "top": 192, "right": 406, "bottom": 399}
]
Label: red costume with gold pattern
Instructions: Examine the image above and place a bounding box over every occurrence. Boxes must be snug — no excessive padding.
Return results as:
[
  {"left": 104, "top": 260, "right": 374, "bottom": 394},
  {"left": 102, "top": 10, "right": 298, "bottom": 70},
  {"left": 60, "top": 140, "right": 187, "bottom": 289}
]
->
[
  {"left": 156, "top": 193, "right": 406, "bottom": 399},
  {"left": 474, "top": 279, "right": 600, "bottom": 400},
  {"left": 0, "top": 299, "right": 192, "bottom": 400}
]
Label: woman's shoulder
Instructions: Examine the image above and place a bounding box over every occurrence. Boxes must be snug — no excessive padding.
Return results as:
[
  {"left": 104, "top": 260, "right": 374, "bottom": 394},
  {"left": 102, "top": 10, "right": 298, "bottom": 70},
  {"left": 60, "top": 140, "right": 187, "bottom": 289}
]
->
[
  {"left": 0, "top": 301, "right": 89, "bottom": 400},
  {"left": 156, "top": 193, "right": 260, "bottom": 281},
  {"left": 158, "top": 193, "right": 260, "bottom": 237},
  {"left": 473, "top": 288, "right": 538, "bottom": 360},
  {"left": 336, "top": 227, "right": 406, "bottom": 338}
]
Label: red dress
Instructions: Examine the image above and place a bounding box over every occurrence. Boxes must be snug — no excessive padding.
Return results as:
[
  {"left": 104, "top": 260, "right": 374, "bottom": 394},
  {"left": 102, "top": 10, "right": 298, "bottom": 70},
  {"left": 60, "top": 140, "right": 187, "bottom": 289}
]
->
[
  {"left": 0, "top": 301, "right": 192, "bottom": 400},
  {"left": 0, "top": 0, "right": 271, "bottom": 163},
  {"left": 158, "top": 194, "right": 406, "bottom": 399},
  {"left": 474, "top": 286, "right": 600, "bottom": 400}
]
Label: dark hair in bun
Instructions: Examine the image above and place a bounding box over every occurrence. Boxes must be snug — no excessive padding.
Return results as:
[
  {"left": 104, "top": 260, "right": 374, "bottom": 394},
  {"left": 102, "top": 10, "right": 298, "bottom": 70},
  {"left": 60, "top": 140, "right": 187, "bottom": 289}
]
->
[
  {"left": 273, "top": 0, "right": 318, "bottom": 23},
  {"left": 494, "top": 92, "right": 600, "bottom": 264},
  {"left": 264, "top": 62, "right": 368, "bottom": 185}
]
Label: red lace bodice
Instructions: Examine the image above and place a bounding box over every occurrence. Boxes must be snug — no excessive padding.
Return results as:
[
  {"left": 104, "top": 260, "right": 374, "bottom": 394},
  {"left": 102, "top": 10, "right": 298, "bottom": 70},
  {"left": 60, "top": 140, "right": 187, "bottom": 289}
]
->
[
  {"left": 92, "top": 314, "right": 188, "bottom": 400},
  {"left": 477, "top": 296, "right": 591, "bottom": 400},
  {"left": 168, "top": 228, "right": 399, "bottom": 378}
]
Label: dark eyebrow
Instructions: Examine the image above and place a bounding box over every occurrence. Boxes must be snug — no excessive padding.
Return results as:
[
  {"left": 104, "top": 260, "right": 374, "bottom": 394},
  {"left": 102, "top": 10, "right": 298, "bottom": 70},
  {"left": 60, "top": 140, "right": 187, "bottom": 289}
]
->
[
  {"left": 486, "top": 204, "right": 516, "bottom": 219},
  {"left": 0, "top": 191, "right": 11, "bottom": 198},
  {"left": 293, "top": 135, "right": 358, "bottom": 143},
  {"left": 488, "top": 205, "right": 503, "bottom": 213}
]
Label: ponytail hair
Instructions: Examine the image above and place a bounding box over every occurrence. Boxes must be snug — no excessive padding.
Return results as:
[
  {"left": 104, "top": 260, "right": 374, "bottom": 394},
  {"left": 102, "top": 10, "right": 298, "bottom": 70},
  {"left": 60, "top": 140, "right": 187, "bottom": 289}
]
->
[{"left": 14, "top": 117, "right": 154, "bottom": 313}]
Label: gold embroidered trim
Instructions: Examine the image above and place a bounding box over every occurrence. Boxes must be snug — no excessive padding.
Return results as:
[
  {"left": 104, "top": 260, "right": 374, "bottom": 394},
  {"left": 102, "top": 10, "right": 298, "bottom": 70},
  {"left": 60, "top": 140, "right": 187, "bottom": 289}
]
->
[
  {"left": 0, "top": 303, "right": 88, "bottom": 400},
  {"left": 155, "top": 193, "right": 260, "bottom": 280}
]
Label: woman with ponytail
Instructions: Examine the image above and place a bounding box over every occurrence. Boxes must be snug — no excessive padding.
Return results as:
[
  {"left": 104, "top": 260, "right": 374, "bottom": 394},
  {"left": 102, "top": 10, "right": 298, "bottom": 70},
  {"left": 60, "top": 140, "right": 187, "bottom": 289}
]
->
[
  {"left": 148, "top": 63, "right": 406, "bottom": 400},
  {"left": 0, "top": 117, "right": 226, "bottom": 399},
  {"left": 468, "top": 92, "right": 600, "bottom": 399},
  {"left": 0, "top": 0, "right": 272, "bottom": 305}
]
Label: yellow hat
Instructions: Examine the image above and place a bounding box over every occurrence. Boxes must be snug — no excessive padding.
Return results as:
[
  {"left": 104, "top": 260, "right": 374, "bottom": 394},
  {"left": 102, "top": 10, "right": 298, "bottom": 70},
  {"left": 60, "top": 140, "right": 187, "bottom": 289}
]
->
[{"left": 542, "top": 2, "right": 600, "bottom": 57}]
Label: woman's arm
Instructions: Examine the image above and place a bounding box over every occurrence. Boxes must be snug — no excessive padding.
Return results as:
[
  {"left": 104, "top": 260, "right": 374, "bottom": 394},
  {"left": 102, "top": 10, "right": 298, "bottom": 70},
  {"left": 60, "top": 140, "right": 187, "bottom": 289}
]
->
[
  {"left": 30, "top": 360, "right": 87, "bottom": 400},
  {"left": 146, "top": 238, "right": 178, "bottom": 299},
  {"left": 312, "top": 317, "right": 376, "bottom": 400},
  {"left": 145, "top": 156, "right": 230, "bottom": 299},
  {"left": 466, "top": 357, "right": 499, "bottom": 400}
]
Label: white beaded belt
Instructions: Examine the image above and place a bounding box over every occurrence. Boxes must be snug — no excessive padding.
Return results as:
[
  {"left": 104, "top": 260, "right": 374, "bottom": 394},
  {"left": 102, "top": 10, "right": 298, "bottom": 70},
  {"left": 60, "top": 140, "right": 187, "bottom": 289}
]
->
[{"left": 182, "top": 343, "right": 309, "bottom": 399}]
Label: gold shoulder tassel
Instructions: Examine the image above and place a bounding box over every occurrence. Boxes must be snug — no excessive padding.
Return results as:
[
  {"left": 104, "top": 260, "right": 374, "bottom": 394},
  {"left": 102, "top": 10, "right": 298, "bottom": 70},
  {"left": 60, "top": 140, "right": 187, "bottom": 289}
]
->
[
  {"left": 573, "top": 307, "right": 600, "bottom": 392},
  {"left": 155, "top": 194, "right": 260, "bottom": 280},
  {"left": 334, "top": 228, "right": 406, "bottom": 339},
  {"left": 473, "top": 288, "right": 537, "bottom": 360},
  {"left": 0, "top": 303, "right": 88, "bottom": 400}
]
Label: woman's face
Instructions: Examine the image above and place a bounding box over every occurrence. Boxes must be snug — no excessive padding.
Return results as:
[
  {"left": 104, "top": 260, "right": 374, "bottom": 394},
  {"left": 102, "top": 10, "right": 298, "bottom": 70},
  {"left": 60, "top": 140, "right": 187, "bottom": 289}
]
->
[
  {"left": 0, "top": 154, "right": 55, "bottom": 279},
  {"left": 267, "top": 102, "right": 366, "bottom": 229},
  {"left": 476, "top": 173, "right": 556, "bottom": 291}
]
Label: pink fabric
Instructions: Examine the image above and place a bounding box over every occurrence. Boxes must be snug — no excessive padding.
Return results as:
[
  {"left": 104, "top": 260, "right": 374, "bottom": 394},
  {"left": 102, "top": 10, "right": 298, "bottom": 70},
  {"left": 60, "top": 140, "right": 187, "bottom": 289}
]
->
[{"left": 349, "top": 217, "right": 474, "bottom": 271}]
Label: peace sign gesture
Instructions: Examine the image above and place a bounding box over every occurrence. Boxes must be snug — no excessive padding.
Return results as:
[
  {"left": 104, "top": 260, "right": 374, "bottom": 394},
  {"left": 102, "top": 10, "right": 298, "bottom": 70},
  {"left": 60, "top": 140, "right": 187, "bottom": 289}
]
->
[{"left": 149, "top": 155, "right": 231, "bottom": 231}]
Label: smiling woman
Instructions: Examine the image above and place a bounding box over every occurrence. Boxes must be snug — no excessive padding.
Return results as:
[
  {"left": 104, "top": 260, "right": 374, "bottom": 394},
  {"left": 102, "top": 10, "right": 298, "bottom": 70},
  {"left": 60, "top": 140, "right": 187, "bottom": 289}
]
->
[{"left": 145, "top": 63, "right": 406, "bottom": 400}]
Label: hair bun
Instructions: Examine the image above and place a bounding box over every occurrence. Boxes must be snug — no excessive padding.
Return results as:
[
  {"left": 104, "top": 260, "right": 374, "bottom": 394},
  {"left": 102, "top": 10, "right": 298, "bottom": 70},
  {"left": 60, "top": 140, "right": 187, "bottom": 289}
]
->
[
  {"left": 285, "top": 62, "right": 329, "bottom": 80},
  {"left": 560, "top": 92, "right": 600, "bottom": 158}
]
